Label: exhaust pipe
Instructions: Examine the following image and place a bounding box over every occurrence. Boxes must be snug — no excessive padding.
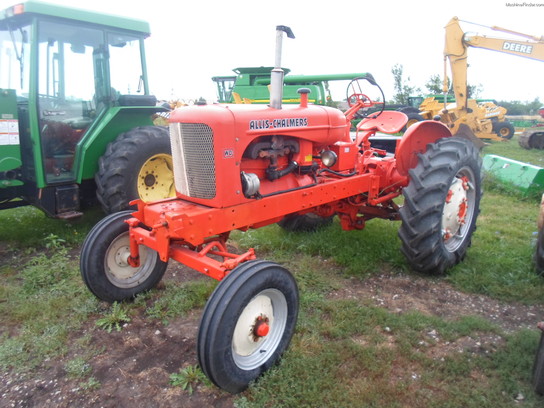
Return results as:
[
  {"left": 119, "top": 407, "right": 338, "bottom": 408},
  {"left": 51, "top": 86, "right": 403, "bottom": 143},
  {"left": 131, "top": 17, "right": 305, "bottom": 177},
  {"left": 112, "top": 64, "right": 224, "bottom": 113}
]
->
[{"left": 270, "top": 25, "right": 295, "bottom": 110}]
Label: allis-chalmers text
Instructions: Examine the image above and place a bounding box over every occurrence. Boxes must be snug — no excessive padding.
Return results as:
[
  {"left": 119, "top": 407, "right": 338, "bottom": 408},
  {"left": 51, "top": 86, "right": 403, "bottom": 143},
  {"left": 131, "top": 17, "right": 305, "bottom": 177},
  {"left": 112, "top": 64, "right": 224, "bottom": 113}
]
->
[{"left": 249, "top": 117, "right": 308, "bottom": 130}]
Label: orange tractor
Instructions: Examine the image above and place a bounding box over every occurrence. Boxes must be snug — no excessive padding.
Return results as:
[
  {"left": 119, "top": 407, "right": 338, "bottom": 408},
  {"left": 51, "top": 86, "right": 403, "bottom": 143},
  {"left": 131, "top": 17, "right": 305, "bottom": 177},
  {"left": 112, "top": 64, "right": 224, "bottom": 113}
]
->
[{"left": 80, "top": 26, "right": 482, "bottom": 393}]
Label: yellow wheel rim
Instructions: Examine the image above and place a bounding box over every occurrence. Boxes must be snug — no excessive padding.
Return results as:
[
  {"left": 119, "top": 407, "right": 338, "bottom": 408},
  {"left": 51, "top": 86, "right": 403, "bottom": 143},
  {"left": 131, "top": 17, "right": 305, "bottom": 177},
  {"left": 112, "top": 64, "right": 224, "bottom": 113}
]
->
[
  {"left": 137, "top": 153, "right": 175, "bottom": 202},
  {"left": 406, "top": 118, "right": 419, "bottom": 129}
]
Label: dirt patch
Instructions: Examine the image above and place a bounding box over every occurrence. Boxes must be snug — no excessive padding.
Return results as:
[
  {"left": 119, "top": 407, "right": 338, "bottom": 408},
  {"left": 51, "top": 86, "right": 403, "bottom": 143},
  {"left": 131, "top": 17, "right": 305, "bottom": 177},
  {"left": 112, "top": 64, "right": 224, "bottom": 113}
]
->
[
  {"left": 328, "top": 273, "right": 541, "bottom": 333},
  {"left": 1, "top": 267, "right": 542, "bottom": 407},
  {"left": 328, "top": 272, "right": 541, "bottom": 366}
]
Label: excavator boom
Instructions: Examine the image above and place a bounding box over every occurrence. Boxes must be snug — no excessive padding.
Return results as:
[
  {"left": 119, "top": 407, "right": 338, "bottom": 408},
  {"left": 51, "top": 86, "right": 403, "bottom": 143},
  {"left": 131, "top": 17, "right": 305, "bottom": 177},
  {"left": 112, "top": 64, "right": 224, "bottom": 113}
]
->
[{"left": 443, "top": 17, "right": 544, "bottom": 146}]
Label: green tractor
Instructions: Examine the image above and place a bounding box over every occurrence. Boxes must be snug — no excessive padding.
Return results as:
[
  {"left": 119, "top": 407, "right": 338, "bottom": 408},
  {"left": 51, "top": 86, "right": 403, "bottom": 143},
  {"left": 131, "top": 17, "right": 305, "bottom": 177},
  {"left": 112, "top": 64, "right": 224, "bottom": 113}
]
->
[
  {"left": 0, "top": 1, "right": 174, "bottom": 218},
  {"left": 212, "top": 67, "right": 370, "bottom": 106}
]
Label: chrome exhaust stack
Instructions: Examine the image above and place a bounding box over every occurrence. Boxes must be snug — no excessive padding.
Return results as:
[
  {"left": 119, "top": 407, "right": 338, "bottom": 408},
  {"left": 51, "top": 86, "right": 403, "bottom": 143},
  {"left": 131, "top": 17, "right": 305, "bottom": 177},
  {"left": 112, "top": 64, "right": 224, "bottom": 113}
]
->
[{"left": 269, "top": 25, "right": 295, "bottom": 110}]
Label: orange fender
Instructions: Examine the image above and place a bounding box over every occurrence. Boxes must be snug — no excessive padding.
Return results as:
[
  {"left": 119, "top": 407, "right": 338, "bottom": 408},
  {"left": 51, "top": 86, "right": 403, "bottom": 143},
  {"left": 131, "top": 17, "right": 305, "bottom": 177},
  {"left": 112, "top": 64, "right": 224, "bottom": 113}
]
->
[{"left": 395, "top": 120, "right": 452, "bottom": 176}]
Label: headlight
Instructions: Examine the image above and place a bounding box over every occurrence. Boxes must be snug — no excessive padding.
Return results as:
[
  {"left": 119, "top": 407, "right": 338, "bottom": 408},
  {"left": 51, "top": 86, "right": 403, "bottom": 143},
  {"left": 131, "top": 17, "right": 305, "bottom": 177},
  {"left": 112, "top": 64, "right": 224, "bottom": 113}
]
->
[
  {"left": 321, "top": 150, "right": 337, "bottom": 167},
  {"left": 241, "top": 172, "right": 260, "bottom": 198}
]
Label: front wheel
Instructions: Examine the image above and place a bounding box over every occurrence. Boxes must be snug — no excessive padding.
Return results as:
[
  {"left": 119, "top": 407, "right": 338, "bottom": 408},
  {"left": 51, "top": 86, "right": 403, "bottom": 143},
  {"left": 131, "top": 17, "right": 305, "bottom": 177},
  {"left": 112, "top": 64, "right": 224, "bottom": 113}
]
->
[
  {"left": 80, "top": 211, "right": 168, "bottom": 302},
  {"left": 197, "top": 260, "right": 299, "bottom": 393},
  {"left": 399, "top": 137, "right": 482, "bottom": 274}
]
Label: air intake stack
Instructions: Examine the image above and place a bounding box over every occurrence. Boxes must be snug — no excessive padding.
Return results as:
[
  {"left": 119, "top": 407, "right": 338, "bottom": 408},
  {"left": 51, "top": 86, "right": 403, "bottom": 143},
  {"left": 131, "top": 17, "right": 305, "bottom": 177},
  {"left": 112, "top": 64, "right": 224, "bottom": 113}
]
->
[{"left": 269, "top": 25, "right": 295, "bottom": 110}]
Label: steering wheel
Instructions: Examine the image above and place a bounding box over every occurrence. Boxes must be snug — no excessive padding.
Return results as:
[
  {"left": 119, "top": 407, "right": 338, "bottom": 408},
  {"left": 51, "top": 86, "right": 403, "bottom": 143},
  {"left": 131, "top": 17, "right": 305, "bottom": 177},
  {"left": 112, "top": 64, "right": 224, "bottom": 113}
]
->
[
  {"left": 346, "top": 75, "right": 386, "bottom": 119},
  {"left": 347, "top": 93, "right": 375, "bottom": 108}
]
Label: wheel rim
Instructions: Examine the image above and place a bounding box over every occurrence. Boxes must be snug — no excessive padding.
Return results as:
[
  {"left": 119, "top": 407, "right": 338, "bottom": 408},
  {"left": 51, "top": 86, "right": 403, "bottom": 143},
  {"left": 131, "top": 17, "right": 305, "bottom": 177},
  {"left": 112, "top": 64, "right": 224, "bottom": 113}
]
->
[
  {"left": 137, "top": 153, "right": 175, "bottom": 202},
  {"left": 104, "top": 232, "right": 159, "bottom": 288},
  {"left": 441, "top": 167, "right": 477, "bottom": 252},
  {"left": 232, "top": 289, "right": 288, "bottom": 370},
  {"left": 499, "top": 127, "right": 509, "bottom": 138},
  {"left": 406, "top": 118, "right": 419, "bottom": 128}
]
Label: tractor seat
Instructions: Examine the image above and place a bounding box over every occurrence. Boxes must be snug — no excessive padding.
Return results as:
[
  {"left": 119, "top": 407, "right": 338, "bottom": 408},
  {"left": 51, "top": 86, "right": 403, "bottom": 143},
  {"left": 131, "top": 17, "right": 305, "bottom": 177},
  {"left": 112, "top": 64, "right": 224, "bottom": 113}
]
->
[{"left": 356, "top": 110, "right": 408, "bottom": 134}]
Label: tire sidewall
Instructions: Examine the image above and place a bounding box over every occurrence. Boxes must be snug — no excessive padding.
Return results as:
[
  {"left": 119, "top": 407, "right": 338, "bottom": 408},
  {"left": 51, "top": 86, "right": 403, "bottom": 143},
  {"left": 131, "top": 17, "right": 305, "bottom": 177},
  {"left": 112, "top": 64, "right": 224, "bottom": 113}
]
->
[
  {"left": 96, "top": 126, "right": 171, "bottom": 214},
  {"left": 533, "top": 331, "right": 544, "bottom": 394},
  {"left": 277, "top": 213, "right": 333, "bottom": 232},
  {"left": 119, "top": 131, "right": 171, "bottom": 206},
  {"left": 199, "top": 261, "right": 299, "bottom": 393},
  {"left": 492, "top": 121, "right": 514, "bottom": 139},
  {"left": 399, "top": 137, "right": 482, "bottom": 274},
  {"left": 535, "top": 227, "right": 544, "bottom": 275},
  {"left": 436, "top": 149, "right": 481, "bottom": 267},
  {"left": 80, "top": 211, "right": 167, "bottom": 302}
]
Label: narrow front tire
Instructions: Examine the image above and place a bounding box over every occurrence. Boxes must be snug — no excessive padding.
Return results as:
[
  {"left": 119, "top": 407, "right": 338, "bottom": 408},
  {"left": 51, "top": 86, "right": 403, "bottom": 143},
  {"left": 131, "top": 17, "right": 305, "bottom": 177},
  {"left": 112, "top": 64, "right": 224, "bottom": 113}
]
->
[
  {"left": 80, "top": 211, "right": 168, "bottom": 302},
  {"left": 197, "top": 260, "right": 299, "bottom": 393}
]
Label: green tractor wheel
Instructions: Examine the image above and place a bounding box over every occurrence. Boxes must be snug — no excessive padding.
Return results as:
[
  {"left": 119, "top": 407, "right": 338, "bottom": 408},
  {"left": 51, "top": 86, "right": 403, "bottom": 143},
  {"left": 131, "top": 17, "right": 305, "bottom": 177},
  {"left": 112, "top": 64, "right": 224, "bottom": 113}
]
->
[
  {"left": 137, "top": 153, "right": 175, "bottom": 203},
  {"left": 95, "top": 126, "right": 175, "bottom": 214}
]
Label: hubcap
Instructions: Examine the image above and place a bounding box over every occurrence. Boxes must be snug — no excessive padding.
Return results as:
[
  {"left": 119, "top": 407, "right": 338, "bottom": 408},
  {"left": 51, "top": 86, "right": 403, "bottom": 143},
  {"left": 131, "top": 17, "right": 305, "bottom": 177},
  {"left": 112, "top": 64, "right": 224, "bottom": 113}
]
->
[
  {"left": 232, "top": 289, "right": 288, "bottom": 370},
  {"left": 442, "top": 169, "right": 476, "bottom": 252},
  {"left": 137, "top": 153, "right": 175, "bottom": 202},
  {"left": 104, "top": 232, "right": 157, "bottom": 288}
]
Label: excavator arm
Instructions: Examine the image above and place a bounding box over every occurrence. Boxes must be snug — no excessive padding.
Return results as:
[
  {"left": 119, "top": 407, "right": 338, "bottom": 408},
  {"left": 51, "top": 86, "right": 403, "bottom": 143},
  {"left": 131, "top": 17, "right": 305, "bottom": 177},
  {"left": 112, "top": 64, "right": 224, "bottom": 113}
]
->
[
  {"left": 444, "top": 16, "right": 544, "bottom": 108},
  {"left": 442, "top": 17, "right": 544, "bottom": 145}
]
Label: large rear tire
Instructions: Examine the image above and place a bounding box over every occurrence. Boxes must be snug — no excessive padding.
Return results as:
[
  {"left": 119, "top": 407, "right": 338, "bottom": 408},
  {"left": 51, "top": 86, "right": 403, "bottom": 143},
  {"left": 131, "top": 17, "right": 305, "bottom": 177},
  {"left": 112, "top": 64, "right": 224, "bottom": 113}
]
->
[
  {"left": 95, "top": 126, "right": 174, "bottom": 214},
  {"left": 535, "top": 195, "right": 544, "bottom": 275},
  {"left": 277, "top": 213, "right": 333, "bottom": 232},
  {"left": 80, "top": 211, "right": 168, "bottom": 302},
  {"left": 536, "top": 227, "right": 544, "bottom": 276},
  {"left": 519, "top": 130, "right": 544, "bottom": 150},
  {"left": 399, "top": 137, "right": 482, "bottom": 274},
  {"left": 533, "top": 329, "right": 544, "bottom": 395},
  {"left": 197, "top": 260, "right": 299, "bottom": 393}
]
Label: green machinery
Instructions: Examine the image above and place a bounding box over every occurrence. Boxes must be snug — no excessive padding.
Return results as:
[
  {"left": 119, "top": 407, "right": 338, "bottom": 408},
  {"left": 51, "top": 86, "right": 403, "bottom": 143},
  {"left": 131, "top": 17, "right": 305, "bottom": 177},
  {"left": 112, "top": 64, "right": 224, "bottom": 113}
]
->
[
  {"left": 0, "top": 1, "right": 173, "bottom": 218},
  {"left": 212, "top": 67, "right": 370, "bottom": 105},
  {"left": 483, "top": 154, "right": 544, "bottom": 195}
]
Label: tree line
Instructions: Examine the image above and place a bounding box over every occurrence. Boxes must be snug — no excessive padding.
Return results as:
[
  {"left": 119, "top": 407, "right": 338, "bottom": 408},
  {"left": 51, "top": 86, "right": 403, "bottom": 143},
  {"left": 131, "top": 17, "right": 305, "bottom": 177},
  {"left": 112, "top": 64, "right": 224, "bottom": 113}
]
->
[{"left": 391, "top": 64, "right": 542, "bottom": 116}]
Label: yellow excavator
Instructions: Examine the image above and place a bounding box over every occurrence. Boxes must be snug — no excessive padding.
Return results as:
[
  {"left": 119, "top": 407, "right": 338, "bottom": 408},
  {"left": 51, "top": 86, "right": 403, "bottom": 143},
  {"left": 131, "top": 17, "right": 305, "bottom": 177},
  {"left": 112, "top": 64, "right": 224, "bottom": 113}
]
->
[{"left": 442, "top": 17, "right": 544, "bottom": 147}]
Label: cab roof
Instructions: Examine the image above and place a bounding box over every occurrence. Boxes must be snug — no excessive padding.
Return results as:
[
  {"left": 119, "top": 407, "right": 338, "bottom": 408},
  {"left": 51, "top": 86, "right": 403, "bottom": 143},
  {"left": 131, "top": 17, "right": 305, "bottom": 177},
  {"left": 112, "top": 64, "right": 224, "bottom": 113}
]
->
[{"left": 1, "top": 0, "right": 150, "bottom": 35}]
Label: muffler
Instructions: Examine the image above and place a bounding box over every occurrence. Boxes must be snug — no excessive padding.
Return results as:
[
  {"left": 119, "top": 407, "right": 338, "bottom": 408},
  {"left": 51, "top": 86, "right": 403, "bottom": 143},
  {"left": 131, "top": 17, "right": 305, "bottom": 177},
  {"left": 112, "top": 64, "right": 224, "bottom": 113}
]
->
[{"left": 269, "top": 25, "right": 295, "bottom": 110}]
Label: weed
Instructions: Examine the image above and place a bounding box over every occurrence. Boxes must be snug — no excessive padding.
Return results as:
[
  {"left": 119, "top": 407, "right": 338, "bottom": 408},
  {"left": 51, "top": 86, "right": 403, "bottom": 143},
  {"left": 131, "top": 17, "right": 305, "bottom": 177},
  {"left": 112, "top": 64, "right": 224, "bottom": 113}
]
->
[
  {"left": 64, "top": 356, "right": 92, "bottom": 379},
  {"left": 170, "top": 365, "right": 209, "bottom": 394},
  {"left": 96, "top": 302, "right": 131, "bottom": 333},
  {"left": 80, "top": 376, "right": 101, "bottom": 391},
  {"left": 43, "top": 233, "right": 66, "bottom": 249}
]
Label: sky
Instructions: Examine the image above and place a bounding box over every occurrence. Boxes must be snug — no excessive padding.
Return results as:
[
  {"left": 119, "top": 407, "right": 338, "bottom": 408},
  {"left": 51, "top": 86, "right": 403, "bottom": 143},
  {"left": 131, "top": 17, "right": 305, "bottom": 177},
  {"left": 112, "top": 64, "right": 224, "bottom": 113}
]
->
[{"left": 2, "top": 0, "right": 544, "bottom": 104}]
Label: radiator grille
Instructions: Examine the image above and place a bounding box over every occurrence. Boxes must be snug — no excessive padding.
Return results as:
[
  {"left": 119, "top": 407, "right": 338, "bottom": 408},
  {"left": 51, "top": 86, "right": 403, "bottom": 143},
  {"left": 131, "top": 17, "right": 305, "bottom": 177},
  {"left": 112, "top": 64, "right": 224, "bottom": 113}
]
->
[{"left": 170, "top": 123, "right": 216, "bottom": 198}]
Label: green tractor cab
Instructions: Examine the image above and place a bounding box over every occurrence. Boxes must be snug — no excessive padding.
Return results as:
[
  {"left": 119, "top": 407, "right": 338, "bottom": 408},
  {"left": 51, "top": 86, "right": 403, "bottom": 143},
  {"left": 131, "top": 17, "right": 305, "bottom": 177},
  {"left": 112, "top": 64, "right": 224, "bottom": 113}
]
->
[{"left": 0, "top": 1, "right": 172, "bottom": 218}]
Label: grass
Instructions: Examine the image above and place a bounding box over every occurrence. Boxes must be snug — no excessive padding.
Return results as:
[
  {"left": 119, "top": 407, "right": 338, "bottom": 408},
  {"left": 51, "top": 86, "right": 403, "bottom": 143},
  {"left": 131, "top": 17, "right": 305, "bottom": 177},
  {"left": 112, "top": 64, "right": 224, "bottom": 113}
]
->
[
  {"left": 0, "top": 247, "right": 100, "bottom": 371},
  {"left": 482, "top": 133, "right": 544, "bottom": 167},
  {"left": 0, "top": 205, "right": 103, "bottom": 250},
  {"left": 1, "top": 135, "right": 544, "bottom": 406}
]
